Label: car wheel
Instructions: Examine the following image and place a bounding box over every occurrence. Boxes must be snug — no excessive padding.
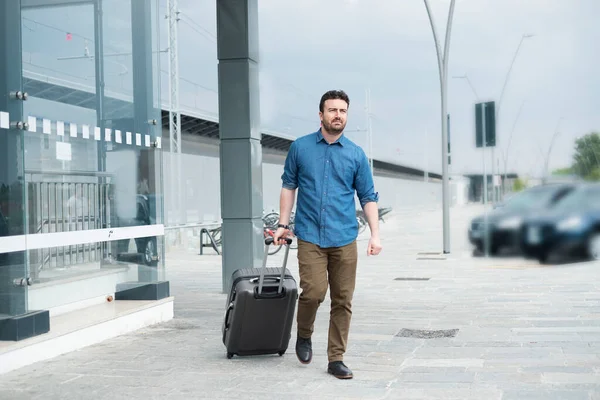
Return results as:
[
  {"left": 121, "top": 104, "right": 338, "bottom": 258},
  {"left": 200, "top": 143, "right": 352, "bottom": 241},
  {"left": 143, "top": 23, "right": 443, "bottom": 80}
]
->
[{"left": 586, "top": 232, "right": 600, "bottom": 260}]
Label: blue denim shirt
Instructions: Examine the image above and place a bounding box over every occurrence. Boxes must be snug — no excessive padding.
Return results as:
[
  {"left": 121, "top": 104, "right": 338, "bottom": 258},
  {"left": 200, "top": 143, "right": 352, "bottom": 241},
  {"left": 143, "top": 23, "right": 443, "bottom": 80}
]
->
[{"left": 281, "top": 129, "right": 379, "bottom": 248}]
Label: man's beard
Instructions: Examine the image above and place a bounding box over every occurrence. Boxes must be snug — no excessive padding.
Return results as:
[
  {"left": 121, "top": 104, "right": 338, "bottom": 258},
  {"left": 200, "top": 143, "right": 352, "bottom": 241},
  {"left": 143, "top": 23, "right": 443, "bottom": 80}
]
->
[{"left": 323, "top": 119, "right": 345, "bottom": 134}]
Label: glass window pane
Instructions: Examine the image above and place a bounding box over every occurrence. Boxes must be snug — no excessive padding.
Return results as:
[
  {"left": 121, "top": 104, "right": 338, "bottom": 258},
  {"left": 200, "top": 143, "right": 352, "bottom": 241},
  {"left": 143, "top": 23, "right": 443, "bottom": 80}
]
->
[{"left": 16, "top": 0, "right": 164, "bottom": 312}]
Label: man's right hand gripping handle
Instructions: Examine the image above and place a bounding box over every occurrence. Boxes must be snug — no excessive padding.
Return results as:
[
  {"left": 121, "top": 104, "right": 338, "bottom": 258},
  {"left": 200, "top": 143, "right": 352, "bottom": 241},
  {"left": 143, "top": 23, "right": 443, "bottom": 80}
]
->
[{"left": 271, "top": 228, "right": 292, "bottom": 246}]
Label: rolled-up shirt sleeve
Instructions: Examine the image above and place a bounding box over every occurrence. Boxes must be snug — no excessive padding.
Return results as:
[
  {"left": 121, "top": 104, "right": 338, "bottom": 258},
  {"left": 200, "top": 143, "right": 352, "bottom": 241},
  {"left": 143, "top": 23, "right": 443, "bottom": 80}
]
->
[
  {"left": 354, "top": 147, "right": 379, "bottom": 207},
  {"left": 281, "top": 141, "right": 299, "bottom": 190}
]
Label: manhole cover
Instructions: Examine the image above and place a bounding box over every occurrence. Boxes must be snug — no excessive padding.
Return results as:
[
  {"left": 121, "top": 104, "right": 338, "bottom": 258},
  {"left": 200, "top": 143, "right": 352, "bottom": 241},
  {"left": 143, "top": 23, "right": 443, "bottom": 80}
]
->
[
  {"left": 394, "top": 277, "right": 430, "bottom": 281},
  {"left": 395, "top": 328, "right": 459, "bottom": 339}
]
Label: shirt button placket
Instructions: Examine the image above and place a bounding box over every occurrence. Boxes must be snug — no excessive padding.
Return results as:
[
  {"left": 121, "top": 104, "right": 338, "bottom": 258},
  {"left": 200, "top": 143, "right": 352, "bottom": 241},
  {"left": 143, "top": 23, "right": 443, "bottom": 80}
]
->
[{"left": 321, "top": 146, "right": 330, "bottom": 244}]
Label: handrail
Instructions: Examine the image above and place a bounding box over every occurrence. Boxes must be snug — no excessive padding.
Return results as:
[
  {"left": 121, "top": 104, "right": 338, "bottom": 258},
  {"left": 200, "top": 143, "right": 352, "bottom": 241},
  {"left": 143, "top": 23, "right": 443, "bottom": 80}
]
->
[
  {"left": 25, "top": 169, "right": 115, "bottom": 178},
  {"left": 164, "top": 222, "right": 220, "bottom": 230}
]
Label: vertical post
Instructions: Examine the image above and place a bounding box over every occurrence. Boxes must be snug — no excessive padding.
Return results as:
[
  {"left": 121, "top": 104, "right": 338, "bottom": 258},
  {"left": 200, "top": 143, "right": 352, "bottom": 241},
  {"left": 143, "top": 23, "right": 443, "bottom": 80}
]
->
[
  {"left": 497, "top": 158, "right": 500, "bottom": 197},
  {"left": 543, "top": 117, "right": 563, "bottom": 184},
  {"left": 167, "top": 0, "right": 182, "bottom": 225},
  {"left": 94, "top": 0, "right": 111, "bottom": 264},
  {"left": 491, "top": 147, "right": 495, "bottom": 203},
  {"left": 132, "top": 0, "right": 155, "bottom": 144},
  {"left": 216, "top": 0, "right": 263, "bottom": 292},
  {"left": 481, "top": 103, "right": 489, "bottom": 257},
  {"left": 423, "top": 0, "right": 456, "bottom": 254},
  {"left": 424, "top": 128, "right": 429, "bottom": 182},
  {"left": 496, "top": 35, "right": 532, "bottom": 197},
  {"left": 447, "top": 113, "right": 451, "bottom": 173},
  {"left": 0, "top": 0, "right": 50, "bottom": 341},
  {"left": 502, "top": 100, "right": 525, "bottom": 198},
  {"left": 94, "top": 0, "right": 106, "bottom": 174},
  {"left": 0, "top": 0, "right": 26, "bottom": 318},
  {"left": 132, "top": 0, "right": 162, "bottom": 281}
]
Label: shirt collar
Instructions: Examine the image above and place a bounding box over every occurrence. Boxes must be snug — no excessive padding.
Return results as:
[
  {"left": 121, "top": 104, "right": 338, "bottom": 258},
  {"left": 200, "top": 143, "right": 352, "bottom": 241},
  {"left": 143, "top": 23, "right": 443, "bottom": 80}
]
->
[{"left": 316, "top": 128, "right": 346, "bottom": 146}]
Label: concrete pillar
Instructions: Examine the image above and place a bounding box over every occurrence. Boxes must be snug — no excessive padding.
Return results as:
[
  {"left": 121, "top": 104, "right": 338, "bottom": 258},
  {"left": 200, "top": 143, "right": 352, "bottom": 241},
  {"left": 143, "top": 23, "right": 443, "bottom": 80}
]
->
[{"left": 216, "top": 0, "right": 264, "bottom": 292}]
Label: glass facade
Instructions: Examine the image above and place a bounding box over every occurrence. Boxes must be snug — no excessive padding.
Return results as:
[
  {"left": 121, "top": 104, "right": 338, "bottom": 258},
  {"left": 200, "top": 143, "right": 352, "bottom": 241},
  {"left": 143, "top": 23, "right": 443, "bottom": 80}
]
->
[{"left": 1, "top": 0, "right": 164, "bottom": 340}]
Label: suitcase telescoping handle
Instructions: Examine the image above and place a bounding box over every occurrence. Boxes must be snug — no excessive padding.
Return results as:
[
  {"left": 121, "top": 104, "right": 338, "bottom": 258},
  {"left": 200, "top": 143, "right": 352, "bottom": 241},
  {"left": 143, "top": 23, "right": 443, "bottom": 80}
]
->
[{"left": 259, "top": 236, "right": 292, "bottom": 295}]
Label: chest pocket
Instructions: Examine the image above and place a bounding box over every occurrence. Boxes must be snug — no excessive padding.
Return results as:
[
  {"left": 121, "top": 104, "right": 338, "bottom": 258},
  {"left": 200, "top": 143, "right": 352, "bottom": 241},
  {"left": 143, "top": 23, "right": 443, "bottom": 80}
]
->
[{"left": 332, "top": 152, "right": 355, "bottom": 186}]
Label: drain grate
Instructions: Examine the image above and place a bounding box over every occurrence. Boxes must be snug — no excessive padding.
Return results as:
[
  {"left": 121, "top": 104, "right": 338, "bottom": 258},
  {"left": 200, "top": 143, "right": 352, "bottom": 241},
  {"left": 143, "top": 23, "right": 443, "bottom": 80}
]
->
[
  {"left": 394, "top": 277, "right": 430, "bottom": 281},
  {"left": 395, "top": 328, "right": 459, "bottom": 339}
]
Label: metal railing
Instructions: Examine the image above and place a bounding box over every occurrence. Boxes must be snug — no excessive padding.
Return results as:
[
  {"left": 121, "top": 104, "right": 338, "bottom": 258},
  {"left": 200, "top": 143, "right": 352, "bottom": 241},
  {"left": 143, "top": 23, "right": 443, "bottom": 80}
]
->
[{"left": 26, "top": 170, "right": 114, "bottom": 279}]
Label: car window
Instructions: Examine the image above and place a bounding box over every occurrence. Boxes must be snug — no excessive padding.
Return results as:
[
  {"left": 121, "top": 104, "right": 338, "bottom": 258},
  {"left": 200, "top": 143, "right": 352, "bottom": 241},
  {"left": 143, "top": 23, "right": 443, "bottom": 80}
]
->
[
  {"left": 553, "top": 188, "right": 585, "bottom": 211},
  {"left": 550, "top": 188, "right": 574, "bottom": 204},
  {"left": 585, "top": 186, "right": 600, "bottom": 209},
  {"left": 504, "top": 186, "right": 568, "bottom": 211}
]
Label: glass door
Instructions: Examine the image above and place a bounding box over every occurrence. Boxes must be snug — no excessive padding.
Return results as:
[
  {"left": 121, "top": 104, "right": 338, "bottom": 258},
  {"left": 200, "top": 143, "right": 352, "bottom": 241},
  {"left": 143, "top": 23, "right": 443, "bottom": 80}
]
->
[{"left": 19, "top": 0, "right": 164, "bottom": 311}]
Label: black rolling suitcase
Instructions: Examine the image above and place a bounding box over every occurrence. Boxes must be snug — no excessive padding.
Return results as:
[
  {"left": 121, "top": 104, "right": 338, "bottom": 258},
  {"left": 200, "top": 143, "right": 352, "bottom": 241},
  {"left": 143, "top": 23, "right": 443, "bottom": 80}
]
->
[{"left": 222, "top": 237, "right": 298, "bottom": 359}]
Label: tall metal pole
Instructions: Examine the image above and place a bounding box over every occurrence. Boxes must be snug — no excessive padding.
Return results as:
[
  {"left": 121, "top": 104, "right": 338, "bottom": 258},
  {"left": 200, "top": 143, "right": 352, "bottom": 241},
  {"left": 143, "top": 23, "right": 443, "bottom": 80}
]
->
[
  {"left": 424, "top": 128, "right": 429, "bottom": 182},
  {"left": 543, "top": 117, "right": 564, "bottom": 183},
  {"left": 167, "top": 0, "right": 182, "bottom": 225},
  {"left": 496, "top": 34, "right": 533, "bottom": 120},
  {"left": 454, "top": 34, "right": 532, "bottom": 200},
  {"left": 496, "top": 34, "right": 533, "bottom": 198},
  {"left": 481, "top": 103, "right": 489, "bottom": 257},
  {"left": 424, "top": 0, "right": 456, "bottom": 254},
  {"left": 502, "top": 100, "right": 525, "bottom": 194}
]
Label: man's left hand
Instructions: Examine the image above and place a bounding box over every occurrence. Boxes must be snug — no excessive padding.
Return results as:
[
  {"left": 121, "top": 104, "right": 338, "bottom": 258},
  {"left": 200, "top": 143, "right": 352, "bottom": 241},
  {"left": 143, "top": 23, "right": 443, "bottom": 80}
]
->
[{"left": 367, "top": 236, "right": 382, "bottom": 256}]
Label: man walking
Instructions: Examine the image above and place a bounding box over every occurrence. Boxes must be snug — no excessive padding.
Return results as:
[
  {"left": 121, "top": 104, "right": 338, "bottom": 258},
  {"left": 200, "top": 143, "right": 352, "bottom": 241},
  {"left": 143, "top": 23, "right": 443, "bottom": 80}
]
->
[{"left": 273, "top": 89, "right": 382, "bottom": 379}]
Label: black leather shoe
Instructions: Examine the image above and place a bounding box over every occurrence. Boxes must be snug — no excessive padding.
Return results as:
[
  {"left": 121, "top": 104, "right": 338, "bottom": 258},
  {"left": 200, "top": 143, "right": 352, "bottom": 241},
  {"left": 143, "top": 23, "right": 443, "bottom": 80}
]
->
[
  {"left": 295, "top": 336, "right": 312, "bottom": 364},
  {"left": 327, "top": 361, "right": 353, "bottom": 379}
]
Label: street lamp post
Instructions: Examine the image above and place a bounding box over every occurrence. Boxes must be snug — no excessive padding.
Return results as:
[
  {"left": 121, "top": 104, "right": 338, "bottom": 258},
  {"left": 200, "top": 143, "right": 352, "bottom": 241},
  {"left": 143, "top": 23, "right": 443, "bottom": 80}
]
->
[
  {"left": 542, "top": 117, "right": 564, "bottom": 183},
  {"left": 495, "top": 34, "right": 534, "bottom": 119},
  {"left": 453, "top": 74, "right": 479, "bottom": 101},
  {"left": 495, "top": 33, "right": 533, "bottom": 200},
  {"left": 501, "top": 100, "right": 525, "bottom": 194},
  {"left": 454, "top": 33, "right": 533, "bottom": 201},
  {"left": 423, "top": 0, "right": 456, "bottom": 254}
]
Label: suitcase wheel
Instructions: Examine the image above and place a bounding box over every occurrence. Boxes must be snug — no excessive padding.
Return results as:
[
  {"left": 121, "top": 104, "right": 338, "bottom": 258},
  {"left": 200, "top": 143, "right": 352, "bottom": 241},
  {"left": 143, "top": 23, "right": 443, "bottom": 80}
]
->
[
  {"left": 227, "top": 353, "right": 234, "bottom": 359},
  {"left": 278, "top": 351, "right": 285, "bottom": 356}
]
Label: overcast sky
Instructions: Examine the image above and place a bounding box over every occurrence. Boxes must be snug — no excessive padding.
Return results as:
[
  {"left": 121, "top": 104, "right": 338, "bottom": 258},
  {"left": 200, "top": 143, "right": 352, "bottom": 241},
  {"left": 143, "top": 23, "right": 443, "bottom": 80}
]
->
[
  {"left": 19, "top": 0, "right": 600, "bottom": 179},
  {"left": 168, "top": 0, "right": 600, "bottom": 178}
]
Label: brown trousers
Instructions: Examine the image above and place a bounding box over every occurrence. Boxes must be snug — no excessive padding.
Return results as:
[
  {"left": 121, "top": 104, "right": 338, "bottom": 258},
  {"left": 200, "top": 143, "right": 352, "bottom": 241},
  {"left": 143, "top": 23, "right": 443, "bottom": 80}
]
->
[{"left": 296, "top": 239, "right": 358, "bottom": 362}]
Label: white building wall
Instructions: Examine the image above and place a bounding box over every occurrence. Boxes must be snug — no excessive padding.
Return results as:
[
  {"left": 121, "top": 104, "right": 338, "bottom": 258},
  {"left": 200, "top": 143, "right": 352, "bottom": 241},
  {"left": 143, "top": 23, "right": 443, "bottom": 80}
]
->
[{"left": 161, "top": 132, "right": 451, "bottom": 251}]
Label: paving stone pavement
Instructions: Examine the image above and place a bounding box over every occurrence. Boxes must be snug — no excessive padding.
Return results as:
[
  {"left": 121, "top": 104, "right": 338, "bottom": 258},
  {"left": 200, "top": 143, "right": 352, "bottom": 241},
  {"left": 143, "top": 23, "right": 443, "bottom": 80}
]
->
[{"left": 1, "top": 204, "right": 599, "bottom": 399}]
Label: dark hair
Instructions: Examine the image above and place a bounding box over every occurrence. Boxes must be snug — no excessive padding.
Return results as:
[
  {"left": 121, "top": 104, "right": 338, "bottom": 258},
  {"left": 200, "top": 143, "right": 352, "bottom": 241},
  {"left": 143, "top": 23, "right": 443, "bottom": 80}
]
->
[{"left": 319, "top": 90, "right": 350, "bottom": 112}]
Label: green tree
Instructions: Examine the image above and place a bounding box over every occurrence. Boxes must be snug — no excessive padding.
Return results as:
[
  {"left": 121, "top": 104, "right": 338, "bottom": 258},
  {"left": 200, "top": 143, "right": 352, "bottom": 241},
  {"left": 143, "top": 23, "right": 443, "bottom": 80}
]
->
[
  {"left": 572, "top": 132, "right": 600, "bottom": 181},
  {"left": 513, "top": 178, "right": 526, "bottom": 192},
  {"left": 552, "top": 167, "right": 573, "bottom": 176},
  {"left": 586, "top": 167, "right": 600, "bottom": 181}
]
